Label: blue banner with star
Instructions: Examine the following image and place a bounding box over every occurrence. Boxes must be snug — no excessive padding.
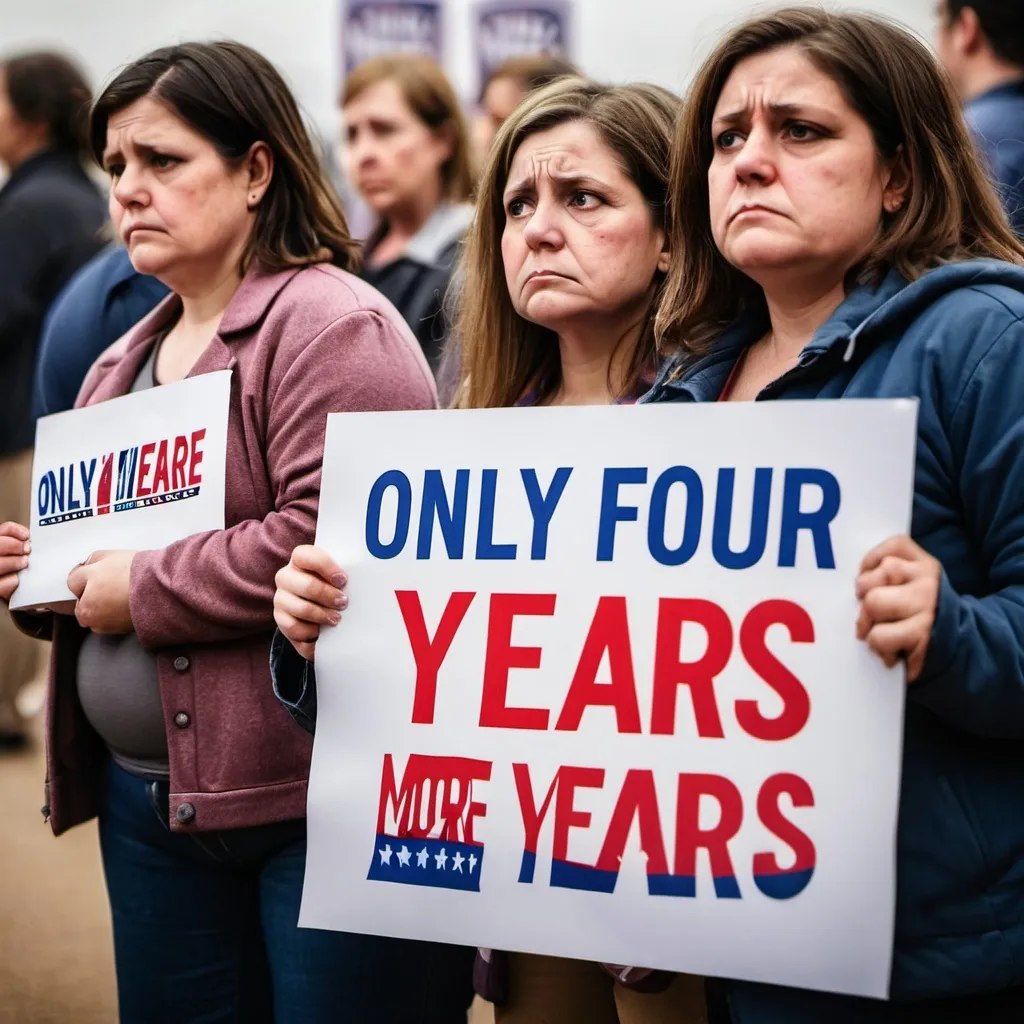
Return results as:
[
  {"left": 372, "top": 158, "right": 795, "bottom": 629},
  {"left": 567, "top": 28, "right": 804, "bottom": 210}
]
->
[{"left": 367, "top": 834, "right": 485, "bottom": 892}]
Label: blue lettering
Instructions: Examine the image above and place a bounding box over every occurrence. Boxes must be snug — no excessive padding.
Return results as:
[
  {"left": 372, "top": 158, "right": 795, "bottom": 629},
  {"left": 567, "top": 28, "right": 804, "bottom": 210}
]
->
[
  {"left": 37, "top": 474, "right": 51, "bottom": 518},
  {"left": 53, "top": 468, "right": 65, "bottom": 513},
  {"left": 476, "top": 469, "right": 517, "bottom": 559},
  {"left": 68, "top": 463, "right": 81, "bottom": 511},
  {"left": 778, "top": 468, "right": 840, "bottom": 569},
  {"left": 416, "top": 469, "right": 469, "bottom": 559},
  {"left": 647, "top": 466, "right": 704, "bottom": 566},
  {"left": 596, "top": 468, "right": 647, "bottom": 561},
  {"left": 712, "top": 468, "right": 772, "bottom": 570},
  {"left": 365, "top": 470, "right": 412, "bottom": 559},
  {"left": 521, "top": 467, "right": 572, "bottom": 560},
  {"left": 80, "top": 459, "right": 97, "bottom": 508},
  {"left": 117, "top": 448, "right": 138, "bottom": 501}
]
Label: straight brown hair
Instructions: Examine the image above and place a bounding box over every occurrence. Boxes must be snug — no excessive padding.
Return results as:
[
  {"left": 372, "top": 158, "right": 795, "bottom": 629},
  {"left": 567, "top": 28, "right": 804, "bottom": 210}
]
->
[
  {"left": 655, "top": 7, "right": 1024, "bottom": 358},
  {"left": 451, "top": 78, "right": 681, "bottom": 409},
  {"left": 343, "top": 55, "right": 473, "bottom": 203},
  {"left": 91, "top": 41, "right": 360, "bottom": 273}
]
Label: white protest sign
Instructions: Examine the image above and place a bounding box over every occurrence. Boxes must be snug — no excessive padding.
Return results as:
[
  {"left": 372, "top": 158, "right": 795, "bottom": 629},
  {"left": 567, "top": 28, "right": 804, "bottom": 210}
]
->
[
  {"left": 11, "top": 370, "right": 231, "bottom": 611},
  {"left": 303, "top": 400, "right": 917, "bottom": 999}
]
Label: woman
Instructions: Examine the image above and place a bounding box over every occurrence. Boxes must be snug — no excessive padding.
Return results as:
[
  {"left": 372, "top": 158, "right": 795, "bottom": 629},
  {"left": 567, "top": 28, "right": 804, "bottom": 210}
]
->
[
  {"left": 341, "top": 55, "right": 473, "bottom": 370},
  {"left": 471, "top": 53, "right": 579, "bottom": 173},
  {"left": 0, "top": 50, "right": 106, "bottom": 747},
  {"left": 271, "top": 79, "right": 710, "bottom": 1023},
  {"left": 0, "top": 41, "right": 474, "bottom": 1024},
  {"left": 646, "top": 8, "right": 1024, "bottom": 1022}
]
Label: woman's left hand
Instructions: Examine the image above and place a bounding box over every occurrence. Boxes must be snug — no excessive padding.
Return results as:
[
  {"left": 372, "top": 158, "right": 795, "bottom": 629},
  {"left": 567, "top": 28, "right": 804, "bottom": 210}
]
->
[
  {"left": 856, "top": 535, "right": 941, "bottom": 682},
  {"left": 67, "top": 550, "right": 137, "bottom": 634}
]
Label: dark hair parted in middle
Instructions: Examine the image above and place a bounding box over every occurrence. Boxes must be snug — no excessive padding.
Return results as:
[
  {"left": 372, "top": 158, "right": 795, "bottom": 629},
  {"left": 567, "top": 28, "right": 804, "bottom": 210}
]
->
[
  {"left": 656, "top": 6, "right": 1024, "bottom": 358},
  {"left": 90, "top": 41, "right": 360, "bottom": 273}
]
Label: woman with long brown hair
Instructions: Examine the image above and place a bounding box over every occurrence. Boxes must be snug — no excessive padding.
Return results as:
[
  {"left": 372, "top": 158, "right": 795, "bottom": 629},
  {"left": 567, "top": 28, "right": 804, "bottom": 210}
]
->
[
  {"left": 645, "top": 8, "right": 1024, "bottom": 1021},
  {"left": 270, "top": 78, "right": 710, "bottom": 1022},
  {"left": 0, "top": 40, "right": 474, "bottom": 1023}
]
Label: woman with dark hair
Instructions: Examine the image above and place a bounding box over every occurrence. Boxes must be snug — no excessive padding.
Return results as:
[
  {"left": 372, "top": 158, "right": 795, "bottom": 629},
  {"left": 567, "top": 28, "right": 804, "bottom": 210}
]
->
[
  {"left": 0, "top": 50, "right": 105, "bottom": 748},
  {"left": 645, "top": 8, "right": 1024, "bottom": 1022},
  {"left": 0, "top": 40, "right": 473, "bottom": 1023}
]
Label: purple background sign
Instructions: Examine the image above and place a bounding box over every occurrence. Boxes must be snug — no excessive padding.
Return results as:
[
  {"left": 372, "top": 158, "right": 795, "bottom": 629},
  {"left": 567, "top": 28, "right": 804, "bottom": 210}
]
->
[
  {"left": 473, "top": 2, "right": 573, "bottom": 97},
  {"left": 342, "top": 1, "right": 444, "bottom": 75}
]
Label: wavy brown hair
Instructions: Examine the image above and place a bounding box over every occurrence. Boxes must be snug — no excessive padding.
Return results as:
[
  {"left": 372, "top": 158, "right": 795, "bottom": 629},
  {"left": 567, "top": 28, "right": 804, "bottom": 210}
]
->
[
  {"left": 91, "top": 41, "right": 360, "bottom": 273},
  {"left": 451, "top": 78, "right": 680, "bottom": 409},
  {"left": 655, "top": 7, "right": 1024, "bottom": 358},
  {"left": 343, "top": 55, "right": 473, "bottom": 203}
]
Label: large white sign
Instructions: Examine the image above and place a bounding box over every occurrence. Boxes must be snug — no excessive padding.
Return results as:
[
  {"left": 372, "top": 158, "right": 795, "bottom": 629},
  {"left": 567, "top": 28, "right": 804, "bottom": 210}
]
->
[
  {"left": 303, "top": 401, "right": 917, "bottom": 999},
  {"left": 11, "top": 370, "right": 231, "bottom": 612}
]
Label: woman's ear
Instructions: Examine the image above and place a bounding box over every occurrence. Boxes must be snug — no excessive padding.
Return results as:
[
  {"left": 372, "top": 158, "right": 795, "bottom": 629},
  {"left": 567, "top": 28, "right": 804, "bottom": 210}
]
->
[
  {"left": 882, "top": 145, "right": 910, "bottom": 216},
  {"left": 246, "top": 142, "right": 274, "bottom": 209},
  {"left": 657, "top": 248, "right": 672, "bottom": 274}
]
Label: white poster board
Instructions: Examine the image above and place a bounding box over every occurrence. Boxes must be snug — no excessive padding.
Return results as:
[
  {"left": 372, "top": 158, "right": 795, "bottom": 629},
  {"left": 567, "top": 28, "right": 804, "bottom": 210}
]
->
[
  {"left": 11, "top": 370, "right": 231, "bottom": 611},
  {"left": 303, "top": 400, "right": 917, "bottom": 999}
]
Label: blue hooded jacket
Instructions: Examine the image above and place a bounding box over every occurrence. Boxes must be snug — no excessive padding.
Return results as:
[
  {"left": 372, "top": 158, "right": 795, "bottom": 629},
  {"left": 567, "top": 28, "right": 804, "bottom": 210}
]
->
[{"left": 643, "top": 260, "right": 1024, "bottom": 1002}]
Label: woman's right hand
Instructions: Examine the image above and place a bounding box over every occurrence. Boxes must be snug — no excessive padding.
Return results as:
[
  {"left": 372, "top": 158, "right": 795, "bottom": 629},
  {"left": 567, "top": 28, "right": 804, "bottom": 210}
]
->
[
  {"left": 273, "top": 545, "right": 348, "bottom": 661},
  {"left": 0, "top": 522, "right": 30, "bottom": 605}
]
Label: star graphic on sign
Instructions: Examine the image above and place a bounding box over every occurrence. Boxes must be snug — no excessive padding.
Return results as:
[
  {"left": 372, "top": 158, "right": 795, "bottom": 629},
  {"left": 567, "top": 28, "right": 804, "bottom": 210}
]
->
[
  {"left": 468, "top": 853, "right": 478, "bottom": 874},
  {"left": 416, "top": 847, "right": 429, "bottom": 868},
  {"left": 379, "top": 844, "right": 393, "bottom": 866},
  {"left": 435, "top": 847, "right": 448, "bottom": 870},
  {"left": 396, "top": 845, "right": 411, "bottom": 867},
  {"left": 452, "top": 852, "right": 465, "bottom": 873}
]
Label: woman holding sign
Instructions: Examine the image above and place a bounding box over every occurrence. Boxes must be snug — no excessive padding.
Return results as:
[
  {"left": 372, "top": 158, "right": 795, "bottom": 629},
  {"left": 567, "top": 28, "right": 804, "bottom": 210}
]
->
[
  {"left": 0, "top": 41, "right": 476, "bottom": 1024},
  {"left": 644, "top": 8, "right": 1024, "bottom": 1022},
  {"left": 272, "top": 80, "right": 714, "bottom": 1022}
]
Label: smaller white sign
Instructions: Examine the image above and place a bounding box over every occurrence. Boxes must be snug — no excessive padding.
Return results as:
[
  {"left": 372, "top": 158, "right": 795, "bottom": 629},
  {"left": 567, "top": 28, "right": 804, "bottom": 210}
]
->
[{"left": 11, "top": 370, "right": 231, "bottom": 612}]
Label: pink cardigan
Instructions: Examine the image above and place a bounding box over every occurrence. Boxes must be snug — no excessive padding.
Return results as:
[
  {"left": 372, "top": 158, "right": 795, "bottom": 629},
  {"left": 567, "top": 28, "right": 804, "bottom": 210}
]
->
[{"left": 29, "top": 262, "right": 437, "bottom": 835}]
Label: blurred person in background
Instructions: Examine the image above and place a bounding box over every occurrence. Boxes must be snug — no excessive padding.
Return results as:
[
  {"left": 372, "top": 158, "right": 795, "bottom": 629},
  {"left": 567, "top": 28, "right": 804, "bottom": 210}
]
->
[
  {"left": 1, "top": 40, "right": 474, "bottom": 1024},
  {"left": 271, "top": 77, "right": 712, "bottom": 1024},
  {"left": 33, "top": 244, "right": 169, "bottom": 417},
  {"left": 0, "top": 50, "right": 105, "bottom": 747},
  {"left": 936, "top": 0, "right": 1024, "bottom": 234},
  {"left": 472, "top": 53, "right": 580, "bottom": 173},
  {"left": 342, "top": 54, "right": 473, "bottom": 370}
]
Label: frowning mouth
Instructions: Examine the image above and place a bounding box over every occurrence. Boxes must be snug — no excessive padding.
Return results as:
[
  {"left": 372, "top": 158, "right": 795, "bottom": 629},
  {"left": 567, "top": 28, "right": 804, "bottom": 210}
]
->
[
  {"left": 124, "top": 224, "right": 163, "bottom": 241},
  {"left": 730, "top": 204, "right": 782, "bottom": 223},
  {"left": 525, "top": 270, "right": 573, "bottom": 283}
]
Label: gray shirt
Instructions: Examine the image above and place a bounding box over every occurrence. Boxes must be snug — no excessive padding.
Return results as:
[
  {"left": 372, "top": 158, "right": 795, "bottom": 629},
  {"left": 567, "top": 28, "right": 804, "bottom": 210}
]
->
[{"left": 76, "top": 340, "right": 169, "bottom": 779}]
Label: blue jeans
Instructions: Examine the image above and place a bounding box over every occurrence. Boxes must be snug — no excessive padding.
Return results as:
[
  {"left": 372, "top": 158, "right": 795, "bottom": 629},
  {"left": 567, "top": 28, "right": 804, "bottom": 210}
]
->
[{"left": 99, "top": 760, "right": 475, "bottom": 1023}]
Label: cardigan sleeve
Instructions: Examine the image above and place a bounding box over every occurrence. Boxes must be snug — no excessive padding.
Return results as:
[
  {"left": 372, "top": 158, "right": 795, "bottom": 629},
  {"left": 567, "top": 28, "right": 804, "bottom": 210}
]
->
[{"left": 129, "top": 309, "right": 436, "bottom": 647}]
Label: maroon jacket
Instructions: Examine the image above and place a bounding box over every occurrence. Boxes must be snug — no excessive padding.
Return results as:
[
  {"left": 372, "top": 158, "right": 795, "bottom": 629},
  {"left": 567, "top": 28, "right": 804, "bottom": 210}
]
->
[{"left": 24, "top": 262, "right": 437, "bottom": 836}]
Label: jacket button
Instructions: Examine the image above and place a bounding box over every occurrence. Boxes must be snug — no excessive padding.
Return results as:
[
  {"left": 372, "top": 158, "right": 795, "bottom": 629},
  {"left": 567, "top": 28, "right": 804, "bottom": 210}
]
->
[
  {"left": 173, "top": 656, "right": 190, "bottom": 673},
  {"left": 175, "top": 802, "right": 196, "bottom": 825},
  {"left": 174, "top": 711, "right": 190, "bottom": 729}
]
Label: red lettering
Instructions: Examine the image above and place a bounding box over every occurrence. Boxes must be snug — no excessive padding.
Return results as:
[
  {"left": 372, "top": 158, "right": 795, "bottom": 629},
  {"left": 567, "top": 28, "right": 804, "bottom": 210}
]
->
[
  {"left": 595, "top": 769, "right": 668, "bottom": 876},
  {"left": 651, "top": 599, "right": 731, "bottom": 737},
  {"left": 555, "top": 596, "right": 641, "bottom": 734},
  {"left": 97, "top": 453, "right": 113, "bottom": 514},
  {"left": 753, "top": 774, "right": 816, "bottom": 898},
  {"left": 396, "top": 591, "right": 475, "bottom": 724},
  {"left": 152, "top": 439, "right": 170, "bottom": 494},
  {"left": 674, "top": 773, "right": 743, "bottom": 896},
  {"left": 513, "top": 762, "right": 559, "bottom": 862},
  {"left": 736, "top": 601, "right": 813, "bottom": 741},
  {"left": 552, "top": 766, "right": 605, "bottom": 863},
  {"left": 171, "top": 435, "right": 189, "bottom": 490},
  {"left": 479, "top": 593, "right": 555, "bottom": 730},
  {"left": 188, "top": 428, "right": 206, "bottom": 486},
  {"left": 136, "top": 442, "right": 156, "bottom": 496}
]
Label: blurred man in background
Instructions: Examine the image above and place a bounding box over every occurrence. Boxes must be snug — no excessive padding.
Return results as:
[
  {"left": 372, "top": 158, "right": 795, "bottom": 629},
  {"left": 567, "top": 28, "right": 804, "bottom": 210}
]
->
[
  {"left": 0, "top": 51, "right": 105, "bottom": 747},
  {"left": 937, "top": 1, "right": 1024, "bottom": 234}
]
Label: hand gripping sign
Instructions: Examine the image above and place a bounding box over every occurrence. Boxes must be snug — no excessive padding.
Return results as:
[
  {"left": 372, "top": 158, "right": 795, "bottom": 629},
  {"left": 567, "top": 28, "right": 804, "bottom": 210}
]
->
[
  {"left": 302, "top": 400, "right": 917, "bottom": 999},
  {"left": 11, "top": 371, "right": 230, "bottom": 612}
]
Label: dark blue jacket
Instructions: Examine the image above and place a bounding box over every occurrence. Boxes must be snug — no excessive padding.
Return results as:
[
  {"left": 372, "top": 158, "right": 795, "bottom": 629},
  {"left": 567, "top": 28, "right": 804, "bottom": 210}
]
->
[
  {"left": 0, "top": 149, "right": 106, "bottom": 452},
  {"left": 966, "top": 80, "right": 1024, "bottom": 237},
  {"left": 643, "top": 261, "right": 1024, "bottom": 1003},
  {"left": 32, "top": 245, "right": 169, "bottom": 417}
]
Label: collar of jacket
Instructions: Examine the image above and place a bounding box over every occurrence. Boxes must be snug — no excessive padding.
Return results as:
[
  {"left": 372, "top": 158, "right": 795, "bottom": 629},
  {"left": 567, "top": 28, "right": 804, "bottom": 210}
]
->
[
  {"left": 367, "top": 202, "right": 474, "bottom": 269},
  {"left": 79, "top": 262, "right": 302, "bottom": 405}
]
